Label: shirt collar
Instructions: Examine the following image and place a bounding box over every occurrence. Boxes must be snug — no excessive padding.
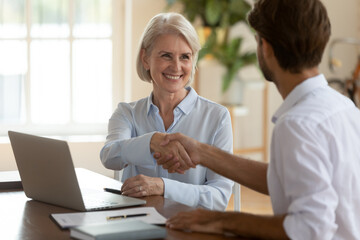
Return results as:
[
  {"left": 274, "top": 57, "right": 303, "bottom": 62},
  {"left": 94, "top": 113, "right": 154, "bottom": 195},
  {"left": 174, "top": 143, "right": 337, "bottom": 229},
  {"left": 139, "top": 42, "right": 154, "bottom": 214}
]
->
[
  {"left": 146, "top": 86, "right": 198, "bottom": 115},
  {"left": 272, "top": 74, "right": 328, "bottom": 123}
]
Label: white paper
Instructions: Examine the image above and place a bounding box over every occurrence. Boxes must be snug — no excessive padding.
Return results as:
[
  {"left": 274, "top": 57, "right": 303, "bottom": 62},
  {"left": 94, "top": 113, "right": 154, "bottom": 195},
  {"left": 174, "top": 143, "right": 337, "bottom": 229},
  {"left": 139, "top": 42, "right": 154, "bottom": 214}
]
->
[{"left": 51, "top": 207, "right": 167, "bottom": 229}]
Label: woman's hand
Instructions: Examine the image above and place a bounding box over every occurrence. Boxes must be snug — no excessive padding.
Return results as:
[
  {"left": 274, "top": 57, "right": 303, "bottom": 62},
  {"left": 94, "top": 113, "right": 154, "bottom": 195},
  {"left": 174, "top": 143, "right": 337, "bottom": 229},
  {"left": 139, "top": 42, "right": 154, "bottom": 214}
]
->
[
  {"left": 150, "top": 132, "right": 195, "bottom": 173},
  {"left": 121, "top": 174, "right": 164, "bottom": 197},
  {"left": 154, "top": 133, "right": 201, "bottom": 173}
]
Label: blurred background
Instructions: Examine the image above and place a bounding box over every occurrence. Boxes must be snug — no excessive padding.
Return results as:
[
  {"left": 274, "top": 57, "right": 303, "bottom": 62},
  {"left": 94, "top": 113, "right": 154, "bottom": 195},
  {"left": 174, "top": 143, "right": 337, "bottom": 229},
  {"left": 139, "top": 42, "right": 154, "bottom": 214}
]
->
[{"left": 1, "top": 0, "right": 359, "bottom": 181}]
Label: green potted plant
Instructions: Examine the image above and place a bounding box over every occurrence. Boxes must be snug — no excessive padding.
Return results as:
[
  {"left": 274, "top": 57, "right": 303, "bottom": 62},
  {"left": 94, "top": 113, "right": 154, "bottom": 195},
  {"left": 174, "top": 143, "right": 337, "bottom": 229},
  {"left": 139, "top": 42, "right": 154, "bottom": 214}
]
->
[{"left": 166, "top": 0, "right": 257, "bottom": 93}]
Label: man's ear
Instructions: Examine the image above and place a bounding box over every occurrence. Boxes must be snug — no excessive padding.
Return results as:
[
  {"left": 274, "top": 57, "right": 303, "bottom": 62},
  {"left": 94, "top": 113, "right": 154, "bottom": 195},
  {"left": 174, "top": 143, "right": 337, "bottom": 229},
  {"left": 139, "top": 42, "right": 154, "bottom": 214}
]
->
[
  {"left": 140, "top": 48, "right": 149, "bottom": 70},
  {"left": 261, "top": 38, "right": 274, "bottom": 58}
]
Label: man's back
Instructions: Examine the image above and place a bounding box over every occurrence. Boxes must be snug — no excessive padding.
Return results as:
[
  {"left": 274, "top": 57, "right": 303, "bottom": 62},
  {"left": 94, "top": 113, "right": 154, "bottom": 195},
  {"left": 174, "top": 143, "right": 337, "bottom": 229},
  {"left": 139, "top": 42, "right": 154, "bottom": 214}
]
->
[{"left": 269, "top": 74, "right": 360, "bottom": 239}]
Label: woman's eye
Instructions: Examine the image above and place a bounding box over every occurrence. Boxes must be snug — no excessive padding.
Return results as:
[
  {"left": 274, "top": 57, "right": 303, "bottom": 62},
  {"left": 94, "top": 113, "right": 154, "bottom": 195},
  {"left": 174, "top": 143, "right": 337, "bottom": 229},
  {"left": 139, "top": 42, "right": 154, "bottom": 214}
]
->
[
  {"left": 181, "top": 54, "right": 190, "bottom": 60},
  {"left": 161, "top": 53, "right": 171, "bottom": 58}
]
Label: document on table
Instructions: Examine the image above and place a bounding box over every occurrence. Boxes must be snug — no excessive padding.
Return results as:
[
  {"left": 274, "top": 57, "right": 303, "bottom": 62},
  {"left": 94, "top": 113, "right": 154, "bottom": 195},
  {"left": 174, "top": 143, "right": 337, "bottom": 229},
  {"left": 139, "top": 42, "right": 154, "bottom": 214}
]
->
[{"left": 51, "top": 207, "right": 167, "bottom": 229}]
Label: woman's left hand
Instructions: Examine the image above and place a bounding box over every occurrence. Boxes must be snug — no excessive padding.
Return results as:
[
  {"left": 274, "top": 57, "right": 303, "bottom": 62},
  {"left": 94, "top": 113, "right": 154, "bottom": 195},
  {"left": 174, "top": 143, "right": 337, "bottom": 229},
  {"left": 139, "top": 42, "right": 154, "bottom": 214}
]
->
[{"left": 121, "top": 174, "right": 164, "bottom": 197}]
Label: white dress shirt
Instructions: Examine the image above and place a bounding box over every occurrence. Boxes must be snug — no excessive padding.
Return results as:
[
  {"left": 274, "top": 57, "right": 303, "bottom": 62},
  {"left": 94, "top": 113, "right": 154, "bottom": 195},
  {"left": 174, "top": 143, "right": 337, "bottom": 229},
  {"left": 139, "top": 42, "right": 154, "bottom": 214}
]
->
[
  {"left": 100, "top": 87, "right": 234, "bottom": 210},
  {"left": 268, "top": 74, "right": 360, "bottom": 239}
]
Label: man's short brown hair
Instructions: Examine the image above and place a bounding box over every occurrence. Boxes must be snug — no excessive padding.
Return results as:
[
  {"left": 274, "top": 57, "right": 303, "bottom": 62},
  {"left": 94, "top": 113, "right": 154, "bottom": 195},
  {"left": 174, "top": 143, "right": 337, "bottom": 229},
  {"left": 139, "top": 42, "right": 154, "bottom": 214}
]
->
[{"left": 248, "top": 0, "right": 331, "bottom": 73}]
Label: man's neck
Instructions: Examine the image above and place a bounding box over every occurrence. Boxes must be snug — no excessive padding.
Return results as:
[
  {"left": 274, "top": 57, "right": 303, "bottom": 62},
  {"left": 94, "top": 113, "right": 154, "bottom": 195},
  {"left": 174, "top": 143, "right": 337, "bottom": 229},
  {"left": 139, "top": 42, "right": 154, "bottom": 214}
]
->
[{"left": 275, "top": 67, "right": 320, "bottom": 99}]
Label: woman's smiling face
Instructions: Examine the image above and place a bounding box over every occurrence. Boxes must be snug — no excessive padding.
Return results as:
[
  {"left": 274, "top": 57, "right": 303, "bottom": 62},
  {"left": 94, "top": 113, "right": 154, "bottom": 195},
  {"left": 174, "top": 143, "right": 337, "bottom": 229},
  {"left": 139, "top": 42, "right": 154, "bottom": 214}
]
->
[{"left": 141, "top": 34, "right": 193, "bottom": 95}]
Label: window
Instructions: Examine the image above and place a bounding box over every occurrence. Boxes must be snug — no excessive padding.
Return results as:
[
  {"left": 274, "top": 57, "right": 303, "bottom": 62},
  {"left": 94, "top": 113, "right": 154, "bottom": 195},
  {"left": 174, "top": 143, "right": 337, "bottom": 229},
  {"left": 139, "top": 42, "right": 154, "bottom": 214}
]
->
[{"left": 0, "top": 0, "right": 115, "bottom": 136}]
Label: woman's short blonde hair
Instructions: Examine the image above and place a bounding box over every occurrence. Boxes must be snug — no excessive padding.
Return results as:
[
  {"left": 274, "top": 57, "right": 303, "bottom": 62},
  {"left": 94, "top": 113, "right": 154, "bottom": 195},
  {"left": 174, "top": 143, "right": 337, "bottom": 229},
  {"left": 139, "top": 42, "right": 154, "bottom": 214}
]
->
[{"left": 136, "top": 12, "right": 201, "bottom": 86}]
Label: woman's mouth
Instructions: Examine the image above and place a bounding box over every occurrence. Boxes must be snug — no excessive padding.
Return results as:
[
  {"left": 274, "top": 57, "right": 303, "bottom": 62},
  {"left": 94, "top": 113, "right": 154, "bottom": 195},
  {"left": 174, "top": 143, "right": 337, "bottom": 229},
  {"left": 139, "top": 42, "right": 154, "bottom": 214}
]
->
[{"left": 164, "top": 74, "right": 182, "bottom": 80}]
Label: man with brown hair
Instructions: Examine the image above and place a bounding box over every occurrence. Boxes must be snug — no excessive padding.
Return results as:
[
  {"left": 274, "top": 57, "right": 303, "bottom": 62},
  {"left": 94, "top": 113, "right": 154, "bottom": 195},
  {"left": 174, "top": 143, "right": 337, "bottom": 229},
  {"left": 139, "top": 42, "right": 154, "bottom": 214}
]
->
[{"left": 157, "top": 0, "right": 360, "bottom": 239}]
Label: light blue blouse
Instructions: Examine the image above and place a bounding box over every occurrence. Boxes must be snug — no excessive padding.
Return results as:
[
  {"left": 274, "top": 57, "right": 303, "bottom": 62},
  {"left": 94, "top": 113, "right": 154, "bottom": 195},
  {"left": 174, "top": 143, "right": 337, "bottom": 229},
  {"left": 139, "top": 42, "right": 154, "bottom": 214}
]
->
[{"left": 100, "top": 87, "right": 234, "bottom": 210}]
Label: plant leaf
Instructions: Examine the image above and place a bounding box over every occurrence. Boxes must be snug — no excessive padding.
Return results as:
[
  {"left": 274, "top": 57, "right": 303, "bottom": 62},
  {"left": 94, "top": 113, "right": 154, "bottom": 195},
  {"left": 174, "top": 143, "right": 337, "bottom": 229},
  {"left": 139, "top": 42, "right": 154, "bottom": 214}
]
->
[
  {"left": 241, "top": 52, "right": 258, "bottom": 65},
  {"left": 228, "top": 0, "right": 251, "bottom": 25},
  {"left": 165, "top": 0, "right": 177, "bottom": 6},
  {"left": 226, "top": 38, "right": 242, "bottom": 61},
  {"left": 220, "top": 12, "right": 230, "bottom": 29},
  {"left": 198, "top": 28, "right": 217, "bottom": 60},
  {"left": 222, "top": 57, "right": 245, "bottom": 92},
  {"left": 205, "top": 0, "right": 222, "bottom": 26},
  {"left": 221, "top": 52, "right": 258, "bottom": 92},
  {"left": 230, "top": 0, "right": 251, "bottom": 15},
  {"left": 222, "top": 72, "right": 236, "bottom": 93}
]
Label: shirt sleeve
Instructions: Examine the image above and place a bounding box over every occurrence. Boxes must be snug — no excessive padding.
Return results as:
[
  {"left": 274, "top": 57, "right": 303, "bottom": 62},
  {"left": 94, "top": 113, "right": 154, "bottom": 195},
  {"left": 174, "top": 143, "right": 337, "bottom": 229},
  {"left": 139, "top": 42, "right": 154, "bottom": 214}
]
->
[
  {"left": 273, "top": 120, "right": 338, "bottom": 239},
  {"left": 163, "top": 109, "right": 234, "bottom": 211},
  {"left": 100, "top": 103, "right": 156, "bottom": 170},
  {"left": 163, "top": 169, "right": 233, "bottom": 210}
]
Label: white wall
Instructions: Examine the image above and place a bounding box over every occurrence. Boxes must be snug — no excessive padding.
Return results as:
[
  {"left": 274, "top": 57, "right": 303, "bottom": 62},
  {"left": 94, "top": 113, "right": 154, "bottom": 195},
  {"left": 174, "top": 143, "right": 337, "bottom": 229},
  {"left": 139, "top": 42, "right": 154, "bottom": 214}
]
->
[{"left": 320, "top": 0, "right": 360, "bottom": 80}]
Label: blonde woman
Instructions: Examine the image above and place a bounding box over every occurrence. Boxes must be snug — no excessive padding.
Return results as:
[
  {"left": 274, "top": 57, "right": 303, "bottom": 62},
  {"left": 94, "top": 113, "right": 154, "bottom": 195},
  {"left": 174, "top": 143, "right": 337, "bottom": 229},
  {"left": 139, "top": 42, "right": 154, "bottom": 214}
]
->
[{"left": 100, "top": 13, "right": 233, "bottom": 210}]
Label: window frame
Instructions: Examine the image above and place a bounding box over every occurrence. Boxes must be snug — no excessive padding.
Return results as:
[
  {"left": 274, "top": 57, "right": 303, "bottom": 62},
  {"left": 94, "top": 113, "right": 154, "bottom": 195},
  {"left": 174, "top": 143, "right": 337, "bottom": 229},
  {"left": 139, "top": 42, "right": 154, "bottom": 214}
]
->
[{"left": 0, "top": 0, "right": 123, "bottom": 137}]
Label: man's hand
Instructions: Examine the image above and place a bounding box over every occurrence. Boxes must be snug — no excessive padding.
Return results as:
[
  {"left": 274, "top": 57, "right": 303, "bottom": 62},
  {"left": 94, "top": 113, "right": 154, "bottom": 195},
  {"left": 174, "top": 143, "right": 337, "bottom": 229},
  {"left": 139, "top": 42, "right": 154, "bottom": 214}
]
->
[
  {"left": 121, "top": 174, "right": 164, "bottom": 197},
  {"left": 156, "top": 133, "right": 202, "bottom": 169},
  {"left": 150, "top": 132, "right": 195, "bottom": 173},
  {"left": 167, "top": 209, "right": 289, "bottom": 239},
  {"left": 166, "top": 209, "right": 223, "bottom": 234}
]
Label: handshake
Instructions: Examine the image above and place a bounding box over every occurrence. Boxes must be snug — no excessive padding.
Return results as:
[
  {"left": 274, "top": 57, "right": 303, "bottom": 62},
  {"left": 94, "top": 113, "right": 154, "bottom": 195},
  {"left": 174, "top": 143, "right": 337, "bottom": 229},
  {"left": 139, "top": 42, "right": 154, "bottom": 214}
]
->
[{"left": 150, "top": 132, "right": 202, "bottom": 174}]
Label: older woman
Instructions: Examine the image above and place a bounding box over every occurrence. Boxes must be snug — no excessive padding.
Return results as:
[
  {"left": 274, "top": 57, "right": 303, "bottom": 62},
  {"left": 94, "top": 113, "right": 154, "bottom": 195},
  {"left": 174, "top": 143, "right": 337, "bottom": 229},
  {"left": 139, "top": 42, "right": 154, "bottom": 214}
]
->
[{"left": 100, "top": 12, "right": 233, "bottom": 210}]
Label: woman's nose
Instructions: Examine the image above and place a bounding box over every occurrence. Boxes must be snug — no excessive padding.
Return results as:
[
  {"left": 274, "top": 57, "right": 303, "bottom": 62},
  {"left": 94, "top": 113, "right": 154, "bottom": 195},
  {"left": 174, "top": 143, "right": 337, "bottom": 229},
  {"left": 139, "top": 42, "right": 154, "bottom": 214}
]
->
[{"left": 171, "top": 58, "right": 181, "bottom": 71}]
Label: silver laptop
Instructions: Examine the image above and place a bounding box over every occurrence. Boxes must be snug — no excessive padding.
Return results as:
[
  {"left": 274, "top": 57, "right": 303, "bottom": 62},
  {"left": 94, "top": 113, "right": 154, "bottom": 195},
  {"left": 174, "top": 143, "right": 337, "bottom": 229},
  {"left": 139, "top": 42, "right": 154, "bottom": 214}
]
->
[{"left": 8, "top": 131, "right": 146, "bottom": 211}]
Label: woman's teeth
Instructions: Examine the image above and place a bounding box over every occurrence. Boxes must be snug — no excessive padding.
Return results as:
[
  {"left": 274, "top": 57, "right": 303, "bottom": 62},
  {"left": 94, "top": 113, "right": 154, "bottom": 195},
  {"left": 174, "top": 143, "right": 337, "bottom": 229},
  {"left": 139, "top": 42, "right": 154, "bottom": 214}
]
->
[{"left": 165, "top": 74, "right": 181, "bottom": 80}]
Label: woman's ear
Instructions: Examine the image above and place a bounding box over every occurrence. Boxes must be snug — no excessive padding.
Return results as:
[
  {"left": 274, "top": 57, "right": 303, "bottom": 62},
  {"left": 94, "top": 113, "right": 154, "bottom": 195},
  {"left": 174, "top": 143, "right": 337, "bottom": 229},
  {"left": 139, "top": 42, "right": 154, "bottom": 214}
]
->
[{"left": 140, "top": 48, "right": 150, "bottom": 70}]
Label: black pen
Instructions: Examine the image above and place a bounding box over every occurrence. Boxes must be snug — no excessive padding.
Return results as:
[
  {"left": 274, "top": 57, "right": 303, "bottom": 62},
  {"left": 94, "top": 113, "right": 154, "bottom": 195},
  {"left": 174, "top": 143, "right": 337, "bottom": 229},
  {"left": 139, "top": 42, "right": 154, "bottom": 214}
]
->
[
  {"left": 104, "top": 187, "right": 122, "bottom": 195},
  {"left": 107, "top": 213, "right": 148, "bottom": 221}
]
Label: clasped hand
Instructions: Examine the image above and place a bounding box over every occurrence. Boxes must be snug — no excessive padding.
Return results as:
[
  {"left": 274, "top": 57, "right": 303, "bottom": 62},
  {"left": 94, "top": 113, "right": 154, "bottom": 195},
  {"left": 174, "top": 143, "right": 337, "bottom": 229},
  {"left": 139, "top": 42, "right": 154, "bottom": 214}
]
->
[{"left": 150, "top": 132, "right": 197, "bottom": 174}]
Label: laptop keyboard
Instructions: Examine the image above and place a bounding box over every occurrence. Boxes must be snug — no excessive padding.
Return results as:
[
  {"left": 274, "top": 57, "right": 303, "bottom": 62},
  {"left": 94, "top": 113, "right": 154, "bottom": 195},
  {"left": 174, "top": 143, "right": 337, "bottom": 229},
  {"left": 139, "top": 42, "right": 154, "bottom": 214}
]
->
[{"left": 84, "top": 197, "right": 118, "bottom": 208}]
